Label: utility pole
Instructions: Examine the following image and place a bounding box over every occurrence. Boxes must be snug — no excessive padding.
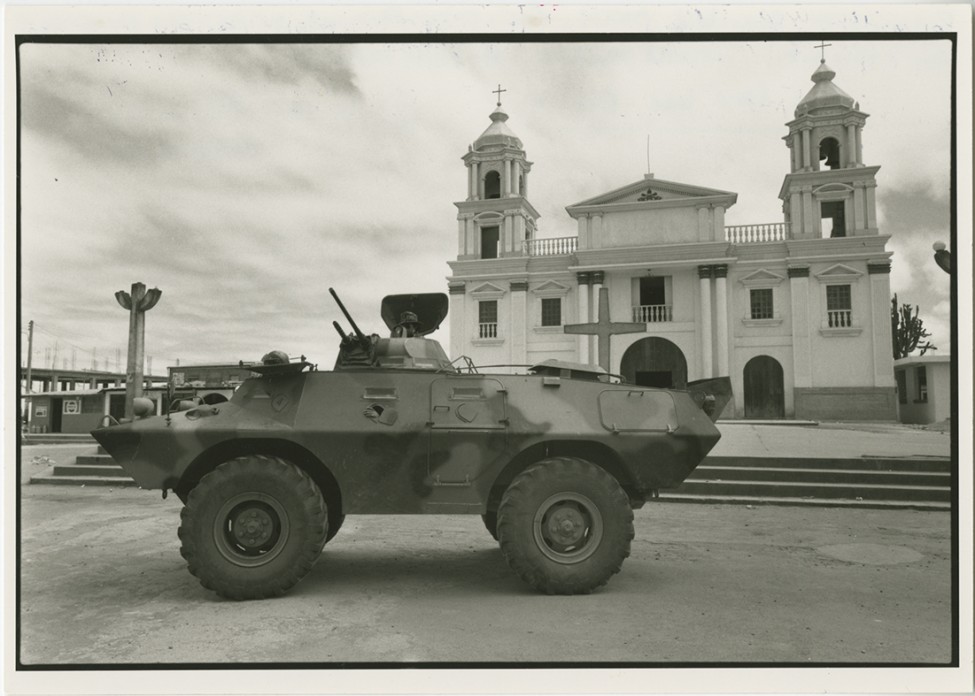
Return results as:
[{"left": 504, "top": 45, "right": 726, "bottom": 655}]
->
[
  {"left": 25, "top": 320, "right": 34, "bottom": 394},
  {"left": 115, "top": 282, "right": 162, "bottom": 420}
]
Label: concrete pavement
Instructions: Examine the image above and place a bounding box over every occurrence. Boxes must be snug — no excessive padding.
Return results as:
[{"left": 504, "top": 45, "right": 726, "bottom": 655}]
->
[{"left": 710, "top": 421, "right": 950, "bottom": 459}]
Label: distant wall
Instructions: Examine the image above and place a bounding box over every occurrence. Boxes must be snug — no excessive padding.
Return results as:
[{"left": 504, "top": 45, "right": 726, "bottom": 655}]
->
[{"left": 794, "top": 387, "right": 897, "bottom": 421}]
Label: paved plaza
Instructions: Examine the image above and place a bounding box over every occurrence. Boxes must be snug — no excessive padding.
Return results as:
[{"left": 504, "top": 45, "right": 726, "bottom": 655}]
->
[{"left": 14, "top": 421, "right": 958, "bottom": 670}]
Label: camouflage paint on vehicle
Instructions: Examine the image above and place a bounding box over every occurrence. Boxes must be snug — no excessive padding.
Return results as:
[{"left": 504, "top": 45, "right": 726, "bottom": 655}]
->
[{"left": 92, "top": 290, "right": 729, "bottom": 598}]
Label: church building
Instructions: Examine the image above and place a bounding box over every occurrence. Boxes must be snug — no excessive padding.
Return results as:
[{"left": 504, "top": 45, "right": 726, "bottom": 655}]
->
[{"left": 446, "top": 60, "right": 896, "bottom": 420}]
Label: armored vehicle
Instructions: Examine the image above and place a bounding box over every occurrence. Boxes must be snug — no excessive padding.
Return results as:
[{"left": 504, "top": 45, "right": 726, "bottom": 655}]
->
[{"left": 93, "top": 290, "right": 730, "bottom": 600}]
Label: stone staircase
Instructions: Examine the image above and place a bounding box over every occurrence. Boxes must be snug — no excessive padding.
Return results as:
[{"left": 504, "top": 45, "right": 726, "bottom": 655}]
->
[
  {"left": 29, "top": 447, "right": 138, "bottom": 488},
  {"left": 660, "top": 455, "right": 951, "bottom": 510},
  {"left": 30, "top": 449, "right": 952, "bottom": 510}
]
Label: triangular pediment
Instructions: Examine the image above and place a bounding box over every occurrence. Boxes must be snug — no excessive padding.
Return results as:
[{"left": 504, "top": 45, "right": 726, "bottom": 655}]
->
[
  {"left": 815, "top": 263, "right": 862, "bottom": 280},
  {"left": 469, "top": 282, "right": 506, "bottom": 296},
  {"left": 740, "top": 269, "right": 785, "bottom": 286},
  {"left": 531, "top": 280, "right": 570, "bottom": 295},
  {"left": 567, "top": 176, "right": 737, "bottom": 210}
]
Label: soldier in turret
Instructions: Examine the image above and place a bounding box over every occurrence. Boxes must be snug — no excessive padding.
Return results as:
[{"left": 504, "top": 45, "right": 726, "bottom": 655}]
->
[{"left": 391, "top": 311, "right": 420, "bottom": 338}]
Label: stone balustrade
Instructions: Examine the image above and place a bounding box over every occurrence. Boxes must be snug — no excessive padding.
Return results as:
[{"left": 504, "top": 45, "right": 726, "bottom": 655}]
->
[
  {"left": 523, "top": 236, "right": 578, "bottom": 256},
  {"left": 725, "top": 223, "right": 790, "bottom": 244}
]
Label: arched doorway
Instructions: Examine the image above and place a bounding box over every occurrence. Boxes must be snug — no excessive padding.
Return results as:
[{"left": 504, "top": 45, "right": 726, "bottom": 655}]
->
[
  {"left": 743, "top": 355, "right": 785, "bottom": 418},
  {"left": 620, "top": 337, "right": 688, "bottom": 389}
]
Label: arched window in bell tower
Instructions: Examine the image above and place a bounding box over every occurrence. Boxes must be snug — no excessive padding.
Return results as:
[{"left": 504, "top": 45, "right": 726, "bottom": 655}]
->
[
  {"left": 484, "top": 171, "right": 501, "bottom": 199},
  {"left": 819, "top": 137, "right": 841, "bottom": 170}
]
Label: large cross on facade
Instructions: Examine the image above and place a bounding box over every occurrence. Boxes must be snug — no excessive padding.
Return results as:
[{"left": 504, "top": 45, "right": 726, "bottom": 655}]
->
[{"left": 563, "top": 287, "right": 645, "bottom": 373}]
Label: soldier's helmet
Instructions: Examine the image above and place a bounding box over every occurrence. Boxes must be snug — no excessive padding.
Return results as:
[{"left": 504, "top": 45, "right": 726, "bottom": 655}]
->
[
  {"left": 261, "top": 350, "right": 290, "bottom": 365},
  {"left": 399, "top": 311, "right": 419, "bottom": 326}
]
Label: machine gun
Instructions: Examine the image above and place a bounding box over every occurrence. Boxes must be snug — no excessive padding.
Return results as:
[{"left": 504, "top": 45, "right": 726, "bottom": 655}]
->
[{"left": 330, "top": 288, "right": 378, "bottom": 367}]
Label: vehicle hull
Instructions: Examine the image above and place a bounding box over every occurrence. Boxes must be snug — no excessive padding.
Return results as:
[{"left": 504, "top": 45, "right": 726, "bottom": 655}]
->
[{"left": 93, "top": 370, "right": 721, "bottom": 513}]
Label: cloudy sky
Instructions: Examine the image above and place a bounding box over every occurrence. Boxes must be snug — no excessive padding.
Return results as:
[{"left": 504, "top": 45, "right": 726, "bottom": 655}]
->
[{"left": 18, "top": 36, "right": 954, "bottom": 374}]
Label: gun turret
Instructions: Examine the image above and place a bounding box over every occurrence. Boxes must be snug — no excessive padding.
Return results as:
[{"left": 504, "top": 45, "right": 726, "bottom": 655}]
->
[
  {"left": 329, "top": 288, "right": 368, "bottom": 344},
  {"left": 330, "top": 288, "right": 378, "bottom": 367}
]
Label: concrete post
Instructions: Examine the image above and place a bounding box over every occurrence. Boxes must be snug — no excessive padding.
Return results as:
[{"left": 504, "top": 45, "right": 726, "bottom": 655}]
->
[{"left": 115, "top": 282, "right": 162, "bottom": 421}]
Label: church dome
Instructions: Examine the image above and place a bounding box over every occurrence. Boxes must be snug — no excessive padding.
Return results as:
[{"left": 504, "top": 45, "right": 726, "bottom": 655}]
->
[
  {"left": 474, "top": 106, "right": 523, "bottom": 150},
  {"left": 795, "top": 61, "right": 856, "bottom": 116}
]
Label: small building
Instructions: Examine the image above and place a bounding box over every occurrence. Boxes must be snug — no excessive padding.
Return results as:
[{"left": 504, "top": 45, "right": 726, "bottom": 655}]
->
[
  {"left": 22, "top": 387, "right": 168, "bottom": 434},
  {"left": 894, "top": 355, "right": 951, "bottom": 424}
]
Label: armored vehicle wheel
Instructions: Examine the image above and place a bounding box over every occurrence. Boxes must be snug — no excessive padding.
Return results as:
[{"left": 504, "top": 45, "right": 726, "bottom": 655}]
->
[
  {"left": 496, "top": 457, "right": 634, "bottom": 595},
  {"left": 481, "top": 510, "right": 499, "bottom": 541},
  {"left": 178, "top": 455, "right": 328, "bottom": 600}
]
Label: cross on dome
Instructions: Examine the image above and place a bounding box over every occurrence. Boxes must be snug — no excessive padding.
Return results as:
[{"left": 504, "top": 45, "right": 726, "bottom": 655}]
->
[
  {"left": 814, "top": 41, "right": 833, "bottom": 62},
  {"left": 493, "top": 83, "right": 507, "bottom": 107}
]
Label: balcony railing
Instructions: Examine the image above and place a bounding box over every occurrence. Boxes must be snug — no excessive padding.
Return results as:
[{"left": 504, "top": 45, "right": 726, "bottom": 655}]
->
[
  {"left": 725, "top": 223, "right": 789, "bottom": 244},
  {"left": 632, "top": 305, "right": 673, "bottom": 323},
  {"left": 827, "top": 310, "right": 853, "bottom": 328},
  {"left": 478, "top": 322, "right": 498, "bottom": 339},
  {"left": 524, "top": 236, "right": 578, "bottom": 257}
]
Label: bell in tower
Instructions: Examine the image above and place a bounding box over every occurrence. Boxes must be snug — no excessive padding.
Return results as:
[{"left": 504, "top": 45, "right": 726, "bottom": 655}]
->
[
  {"left": 454, "top": 87, "right": 539, "bottom": 260},
  {"left": 779, "top": 50, "right": 880, "bottom": 240}
]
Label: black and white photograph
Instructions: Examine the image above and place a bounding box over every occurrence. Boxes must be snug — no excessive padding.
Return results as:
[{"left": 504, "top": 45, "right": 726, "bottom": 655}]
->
[{"left": 6, "top": 4, "right": 972, "bottom": 695}]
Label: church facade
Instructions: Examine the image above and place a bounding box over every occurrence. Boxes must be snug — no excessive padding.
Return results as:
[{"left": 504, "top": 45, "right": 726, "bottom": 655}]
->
[{"left": 446, "top": 61, "right": 896, "bottom": 420}]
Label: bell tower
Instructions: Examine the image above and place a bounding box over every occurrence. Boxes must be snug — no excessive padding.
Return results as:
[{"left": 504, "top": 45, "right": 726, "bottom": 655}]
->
[
  {"left": 455, "top": 87, "right": 540, "bottom": 260},
  {"left": 779, "top": 54, "right": 880, "bottom": 239}
]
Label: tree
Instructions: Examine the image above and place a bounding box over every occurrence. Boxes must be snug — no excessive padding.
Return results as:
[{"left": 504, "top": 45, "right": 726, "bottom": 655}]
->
[{"left": 891, "top": 294, "right": 937, "bottom": 359}]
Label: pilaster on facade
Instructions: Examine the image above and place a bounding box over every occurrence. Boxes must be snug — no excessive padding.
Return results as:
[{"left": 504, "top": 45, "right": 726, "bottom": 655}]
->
[
  {"left": 698, "top": 264, "right": 714, "bottom": 378},
  {"left": 787, "top": 265, "right": 812, "bottom": 388},
  {"left": 867, "top": 261, "right": 895, "bottom": 387},
  {"left": 713, "top": 264, "right": 730, "bottom": 378}
]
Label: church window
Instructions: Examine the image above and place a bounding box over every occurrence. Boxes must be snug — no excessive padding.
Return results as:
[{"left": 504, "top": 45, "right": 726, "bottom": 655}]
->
[
  {"left": 479, "top": 300, "right": 498, "bottom": 338},
  {"left": 541, "top": 298, "right": 561, "bottom": 327},
  {"left": 484, "top": 171, "right": 501, "bottom": 199},
  {"left": 639, "top": 277, "right": 665, "bottom": 306},
  {"left": 819, "top": 137, "right": 841, "bottom": 170},
  {"left": 820, "top": 200, "right": 846, "bottom": 238},
  {"left": 895, "top": 370, "right": 907, "bottom": 404},
  {"left": 916, "top": 367, "right": 928, "bottom": 402},
  {"left": 826, "top": 284, "right": 852, "bottom": 327},
  {"left": 634, "top": 276, "right": 671, "bottom": 322},
  {"left": 480, "top": 226, "right": 499, "bottom": 259},
  {"left": 749, "top": 288, "right": 774, "bottom": 320}
]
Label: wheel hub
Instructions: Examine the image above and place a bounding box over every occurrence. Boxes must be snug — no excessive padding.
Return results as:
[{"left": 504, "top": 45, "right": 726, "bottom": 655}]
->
[
  {"left": 233, "top": 508, "right": 274, "bottom": 548},
  {"left": 213, "top": 493, "right": 290, "bottom": 568},
  {"left": 532, "top": 491, "right": 603, "bottom": 564}
]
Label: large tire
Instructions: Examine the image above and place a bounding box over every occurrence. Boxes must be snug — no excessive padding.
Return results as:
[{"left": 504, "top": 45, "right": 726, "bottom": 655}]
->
[
  {"left": 178, "top": 455, "right": 328, "bottom": 600},
  {"left": 482, "top": 510, "right": 499, "bottom": 541},
  {"left": 497, "top": 457, "right": 634, "bottom": 595},
  {"left": 325, "top": 512, "right": 345, "bottom": 544}
]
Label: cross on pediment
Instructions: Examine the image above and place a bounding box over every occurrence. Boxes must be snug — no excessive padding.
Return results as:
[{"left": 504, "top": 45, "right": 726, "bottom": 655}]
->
[{"left": 563, "top": 287, "right": 645, "bottom": 372}]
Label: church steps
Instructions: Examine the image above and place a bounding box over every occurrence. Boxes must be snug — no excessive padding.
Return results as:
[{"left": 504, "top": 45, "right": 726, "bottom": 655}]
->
[
  {"left": 656, "top": 493, "right": 950, "bottom": 512},
  {"left": 692, "top": 465, "right": 948, "bottom": 487},
  {"left": 671, "top": 478, "right": 949, "bottom": 502},
  {"left": 701, "top": 455, "right": 950, "bottom": 473}
]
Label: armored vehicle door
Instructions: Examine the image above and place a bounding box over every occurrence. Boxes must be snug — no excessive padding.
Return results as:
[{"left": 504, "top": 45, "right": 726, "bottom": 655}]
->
[{"left": 428, "top": 377, "right": 508, "bottom": 487}]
